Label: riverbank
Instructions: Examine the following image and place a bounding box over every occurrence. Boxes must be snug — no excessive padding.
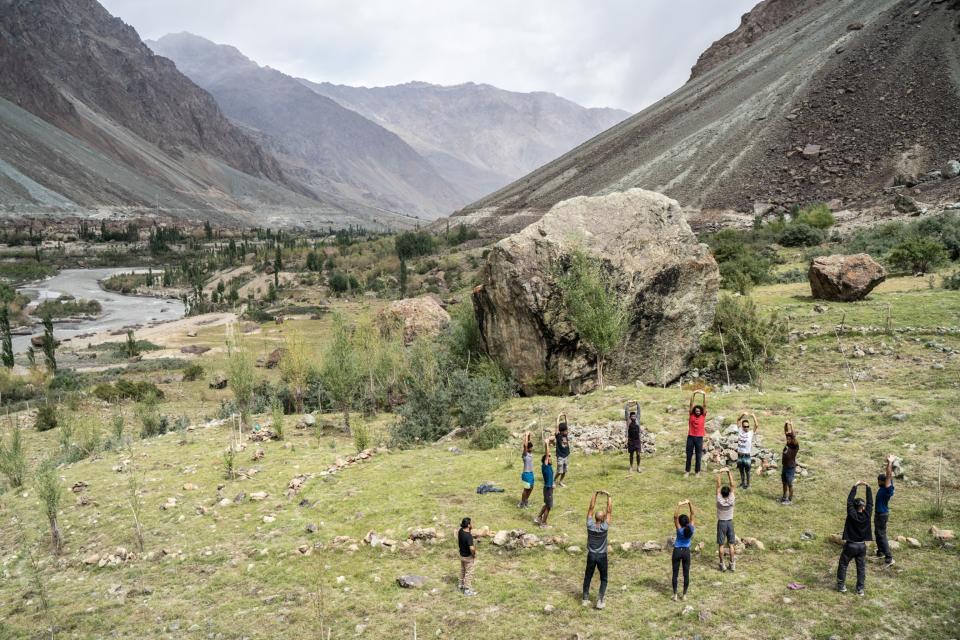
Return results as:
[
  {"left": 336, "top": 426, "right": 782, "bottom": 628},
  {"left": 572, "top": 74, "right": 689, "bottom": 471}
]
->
[{"left": 13, "top": 267, "right": 186, "bottom": 353}]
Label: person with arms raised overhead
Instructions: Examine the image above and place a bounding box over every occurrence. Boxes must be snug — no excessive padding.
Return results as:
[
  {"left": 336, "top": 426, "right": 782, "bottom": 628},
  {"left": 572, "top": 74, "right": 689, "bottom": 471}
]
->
[
  {"left": 780, "top": 421, "right": 800, "bottom": 505},
  {"left": 671, "top": 499, "right": 696, "bottom": 601},
  {"left": 837, "top": 480, "right": 872, "bottom": 596},
  {"left": 715, "top": 467, "right": 736, "bottom": 572},
  {"left": 685, "top": 391, "right": 707, "bottom": 477},
  {"left": 554, "top": 415, "right": 571, "bottom": 487},
  {"left": 534, "top": 447, "right": 555, "bottom": 528},
  {"left": 582, "top": 490, "right": 612, "bottom": 610},
  {"left": 457, "top": 517, "right": 477, "bottom": 596},
  {"left": 736, "top": 412, "right": 759, "bottom": 489},
  {"left": 518, "top": 432, "right": 535, "bottom": 508},
  {"left": 875, "top": 455, "right": 896, "bottom": 567}
]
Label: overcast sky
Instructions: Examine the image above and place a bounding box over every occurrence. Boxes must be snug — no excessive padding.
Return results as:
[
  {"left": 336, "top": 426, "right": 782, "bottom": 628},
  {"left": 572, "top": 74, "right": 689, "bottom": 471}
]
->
[{"left": 100, "top": 0, "right": 757, "bottom": 112}]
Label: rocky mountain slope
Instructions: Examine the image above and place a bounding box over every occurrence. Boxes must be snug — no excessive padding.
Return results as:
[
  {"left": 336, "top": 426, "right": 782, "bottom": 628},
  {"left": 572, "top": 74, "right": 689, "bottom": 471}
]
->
[
  {"left": 0, "top": 0, "right": 401, "bottom": 227},
  {"left": 454, "top": 0, "right": 960, "bottom": 236},
  {"left": 149, "top": 33, "right": 467, "bottom": 220},
  {"left": 302, "top": 80, "right": 629, "bottom": 202}
]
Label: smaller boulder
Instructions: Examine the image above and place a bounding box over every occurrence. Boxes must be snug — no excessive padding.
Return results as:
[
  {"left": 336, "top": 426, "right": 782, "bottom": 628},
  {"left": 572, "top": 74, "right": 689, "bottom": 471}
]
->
[
  {"left": 376, "top": 295, "right": 451, "bottom": 345},
  {"left": 209, "top": 373, "right": 228, "bottom": 390},
  {"left": 396, "top": 575, "right": 427, "bottom": 589},
  {"left": 808, "top": 254, "right": 886, "bottom": 301},
  {"left": 941, "top": 160, "right": 960, "bottom": 180},
  {"left": 930, "top": 526, "right": 954, "bottom": 542}
]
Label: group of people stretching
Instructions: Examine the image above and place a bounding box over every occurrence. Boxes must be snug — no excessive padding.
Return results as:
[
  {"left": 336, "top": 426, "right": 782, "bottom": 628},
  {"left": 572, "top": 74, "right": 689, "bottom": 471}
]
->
[{"left": 455, "top": 391, "right": 897, "bottom": 605}]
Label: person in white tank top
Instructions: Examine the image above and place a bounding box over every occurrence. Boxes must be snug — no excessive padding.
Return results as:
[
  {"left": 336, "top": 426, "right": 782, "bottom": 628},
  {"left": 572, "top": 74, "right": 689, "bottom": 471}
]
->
[{"left": 735, "top": 413, "right": 759, "bottom": 489}]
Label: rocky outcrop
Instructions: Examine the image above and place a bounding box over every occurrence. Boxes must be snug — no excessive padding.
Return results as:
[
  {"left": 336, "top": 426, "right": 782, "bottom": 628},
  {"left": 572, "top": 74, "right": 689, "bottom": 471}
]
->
[
  {"left": 473, "top": 189, "right": 719, "bottom": 394},
  {"left": 689, "top": 0, "right": 826, "bottom": 81},
  {"left": 808, "top": 254, "right": 886, "bottom": 301},
  {"left": 376, "top": 295, "right": 450, "bottom": 345}
]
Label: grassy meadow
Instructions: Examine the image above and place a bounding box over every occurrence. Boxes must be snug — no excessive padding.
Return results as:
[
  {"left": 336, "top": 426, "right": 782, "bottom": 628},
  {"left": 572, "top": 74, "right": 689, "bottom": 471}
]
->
[{"left": 0, "top": 274, "right": 958, "bottom": 639}]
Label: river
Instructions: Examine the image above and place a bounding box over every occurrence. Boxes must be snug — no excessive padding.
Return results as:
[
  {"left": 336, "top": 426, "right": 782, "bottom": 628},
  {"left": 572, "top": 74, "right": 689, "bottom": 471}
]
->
[{"left": 15, "top": 268, "right": 185, "bottom": 353}]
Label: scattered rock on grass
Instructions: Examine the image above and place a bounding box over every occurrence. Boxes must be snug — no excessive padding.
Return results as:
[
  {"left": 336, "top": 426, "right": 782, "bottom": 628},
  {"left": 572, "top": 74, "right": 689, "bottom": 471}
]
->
[{"left": 396, "top": 575, "right": 427, "bottom": 589}]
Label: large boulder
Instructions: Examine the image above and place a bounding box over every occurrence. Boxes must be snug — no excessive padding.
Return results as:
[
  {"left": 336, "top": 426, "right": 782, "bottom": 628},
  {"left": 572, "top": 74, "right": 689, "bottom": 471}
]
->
[
  {"left": 808, "top": 254, "right": 886, "bottom": 301},
  {"left": 472, "top": 189, "right": 719, "bottom": 394},
  {"left": 376, "top": 295, "right": 450, "bottom": 345}
]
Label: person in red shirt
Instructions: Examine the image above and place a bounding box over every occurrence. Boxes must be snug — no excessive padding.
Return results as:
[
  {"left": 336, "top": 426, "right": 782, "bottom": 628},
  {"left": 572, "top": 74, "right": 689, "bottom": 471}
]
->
[{"left": 685, "top": 391, "right": 707, "bottom": 477}]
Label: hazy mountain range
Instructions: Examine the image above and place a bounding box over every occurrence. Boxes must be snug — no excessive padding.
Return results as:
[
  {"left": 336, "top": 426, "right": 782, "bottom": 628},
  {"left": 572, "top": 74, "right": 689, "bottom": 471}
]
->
[{"left": 0, "top": 0, "right": 629, "bottom": 227}]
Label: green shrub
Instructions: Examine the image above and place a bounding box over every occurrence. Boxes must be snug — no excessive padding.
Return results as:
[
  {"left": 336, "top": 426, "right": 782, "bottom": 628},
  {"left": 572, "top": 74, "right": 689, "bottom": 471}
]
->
[
  {"left": 34, "top": 298, "right": 102, "bottom": 319},
  {"left": 136, "top": 401, "right": 169, "bottom": 438},
  {"left": 778, "top": 223, "right": 825, "bottom": 247},
  {"left": 353, "top": 422, "right": 370, "bottom": 453},
  {"left": 693, "top": 294, "right": 789, "bottom": 389},
  {"left": 792, "top": 203, "right": 835, "bottom": 229},
  {"left": 887, "top": 236, "right": 948, "bottom": 274},
  {"left": 94, "top": 379, "right": 164, "bottom": 402},
  {"left": 35, "top": 404, "right": 58, "bottom": 432},
  {"left": 47, "top": 370, "right": 84, "bottom": 392},
  {"left": 182, "top": 363, "right": 204, "bottom": 382},
  {"left": 0, "top": 422, "right": 27, "bottom": 488},
  {"left": 470, "top": 423, "right": 509, "bottom": 450},
  {"left": 59, "top": 418, "right": 101, "bottom": 463},
  {"left": 943, "top": 270, "right": 960, "bottom": 290},
  {"left": 328, "top": 272, "right": 360, "bottom": 294},
  {"left": 395, "top": 230, "right": 437, "bottom": 260}
]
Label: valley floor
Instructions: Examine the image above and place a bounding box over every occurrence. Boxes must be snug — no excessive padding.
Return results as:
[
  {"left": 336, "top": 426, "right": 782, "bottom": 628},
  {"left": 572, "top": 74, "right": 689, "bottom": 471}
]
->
[{"left": 0, "top": 275, "right": 958, "bottom": 639}]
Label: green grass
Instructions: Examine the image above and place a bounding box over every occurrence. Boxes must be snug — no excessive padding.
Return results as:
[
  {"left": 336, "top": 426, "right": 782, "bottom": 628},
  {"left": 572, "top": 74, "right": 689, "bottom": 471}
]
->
[{"left": 0, "top": 275, "right": 958, "bottom": 638}]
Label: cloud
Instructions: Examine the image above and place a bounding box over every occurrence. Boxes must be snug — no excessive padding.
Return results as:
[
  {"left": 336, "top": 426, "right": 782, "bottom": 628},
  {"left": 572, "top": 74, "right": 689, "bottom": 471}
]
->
[{"left": 100, "top": 0, "right": 757, "bottom": 111}]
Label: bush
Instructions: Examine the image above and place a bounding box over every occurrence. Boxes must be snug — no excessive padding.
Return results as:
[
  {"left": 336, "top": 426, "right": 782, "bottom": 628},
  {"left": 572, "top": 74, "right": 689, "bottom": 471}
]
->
[
  {"left": 94, "top": 379, "right": 164, "bottom": 402},
  {"left": 887, "top": 236, "right": 948, "bottom": 274},
  {"left": 792, "top": 203, "right": 835, "bottom": 229},
  {"left": 0, "top": 422, "right": 27, "bottom": 488},
  {"left": 450, "top": 361, "right": 510, "bottom": 433},
  {"left": 48, "top": 370, "right": 84, "bottom": 392},
  {"left": 34, "top": 298, "right": 102, "bottom": 319},
  {"left": 136, "top": 401, "right": 169, "bottom": 438},
  {"left": 353, "top": 422, "right": 370, "bottom": 453},
  {"left": 328, "top": 272, "right": 361, "bottom": 294},
  {"left": 395, "top": 230, "right": 437, "bottom": 260},
  {"left": 778, "top": 223, "right": 825, "bottom": 247},
  {"left": 182, "top": 363, "right": 204, "bottom": 382},
  {"left": 59, "top": 418, "right": 101, "bottom": 463},
  {"left": 693, "top": 294, "right": 789, "bottom": 389},
  {"left": 35, "top": 404, "right": 58, "bottom": 432},
  {"left": 943, "top": 270, "right": 960, "bottom": 290},
  {"left": 470, "top": 423, "right": 509, "bottom": 450}
]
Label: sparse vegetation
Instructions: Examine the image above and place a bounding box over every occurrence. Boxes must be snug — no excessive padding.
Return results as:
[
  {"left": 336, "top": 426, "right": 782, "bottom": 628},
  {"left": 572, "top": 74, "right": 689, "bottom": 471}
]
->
[
  {"left": 34, "top": 297, "right": 102, "bottom": 319},
  {"left": 555, "top": 248, "right": 630, "bottom": 389},
  {"left": 34, "top": 460, "right": 64, "bottom": 554},
  {"left": 0, "top": 419, "right": 27, "bottom": 488}
]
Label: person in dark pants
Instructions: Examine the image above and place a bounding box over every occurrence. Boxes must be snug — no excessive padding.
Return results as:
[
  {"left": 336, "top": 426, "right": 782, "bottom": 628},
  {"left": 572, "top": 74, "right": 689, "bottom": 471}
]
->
[
  {"left": 837, "top": 480, "right": 873, "bottom": 596},
  {"left": 553, "top": 419, "right": 571, "bottom": 487},
  {"left": 626, "top": 411, "right": 642, "bottom": 473},
  {"left": 671, "top": 499, "right": 696, "bottom": 601},
  {"left": 780, "top": 422, "right": 800, "bottom": 505},
  {"left": 535, "top": 450, "right": 555, "bottom": 527},
  {"left": 685, "top": 391, "right": 707, "bottom": 477},
  {"left": 582, "top": 490, "right": 612, "bottom": 610},
  {"left": 457, "top": 517, "right": 477, "bottom": 596},
  {"left": 875, "top": 455, "right": 896, "bottom": 567}
]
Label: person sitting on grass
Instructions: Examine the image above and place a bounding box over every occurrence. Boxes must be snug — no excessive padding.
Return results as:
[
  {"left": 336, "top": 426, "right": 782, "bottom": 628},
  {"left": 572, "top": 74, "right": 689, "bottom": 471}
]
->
[
  {"left": 518, "top": 432, "right": 534, "bottom": 508},
  {"left": 780, "top": 422, "right": 800, "bottom": 505},
  {"left": 875, "top": 455, "right": 896, "bottom": 568},
  {"left": 715, "top": 467, "right": 736, "bottom": 572},
  {"left": 837, "top": 480, "right": 872, "bottom": 597},
  {"left": 554, "top": 417, "right": 571, "bottom": 488},
  {"left": 583, "top": 490, "right": 612, "bottom": 610},
  {"left": 627, "top": 410, "right": 642, "bottom": 473},
  {"left": 457, "top": 517, "right": 477, "bottom": 596},
  {"left": 685, "top": 391, "right": 707, "bottom": 477},
  {"left": 736, "top": 413, "right": 759, "bottom": 489},
  {"left": 672, "top": 499, "right": 696, "bottom": 601},
  {"left": 535, "top": 449, "right": 555, "bottom": 527}
]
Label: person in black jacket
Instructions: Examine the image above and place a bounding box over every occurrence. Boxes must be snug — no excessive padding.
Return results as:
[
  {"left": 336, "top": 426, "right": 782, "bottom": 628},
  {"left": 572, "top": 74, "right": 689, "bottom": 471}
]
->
[{"left": 837, "top": 481, "right": 873, "bottom": 596}]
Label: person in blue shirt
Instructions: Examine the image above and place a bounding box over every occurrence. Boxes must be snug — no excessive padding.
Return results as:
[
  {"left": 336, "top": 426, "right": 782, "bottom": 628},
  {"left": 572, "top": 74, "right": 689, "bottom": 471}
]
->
[
  {"left": 875, "top": 455, "right": 896, "bottom": 567},
  {"left": 671, "top": 499, "right": 696, "bottom": 601},
  {"left": 535, "top": 449, "right": 555, "bottom": 527}
]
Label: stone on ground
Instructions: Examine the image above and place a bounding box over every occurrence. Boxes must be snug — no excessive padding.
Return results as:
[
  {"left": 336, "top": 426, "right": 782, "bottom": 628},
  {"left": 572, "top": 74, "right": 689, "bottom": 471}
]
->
[
  {"left": 396, "top": 575, "right": 427, "bottom": 589},
  {"left": 808, "top": 254, "right": 886, "bottom": 301},
  {"left": 376, "top": 295, "right": 450, "bottom": 345}
]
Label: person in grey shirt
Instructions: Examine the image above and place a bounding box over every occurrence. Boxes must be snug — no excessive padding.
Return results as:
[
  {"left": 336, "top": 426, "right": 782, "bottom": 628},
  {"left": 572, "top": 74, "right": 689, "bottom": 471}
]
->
[
  {"left": 582, "top": 490, "right": 612, "bottom": 610},
  {"left": 715, "top": 467, "right": 736, "bottom": 572}
]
